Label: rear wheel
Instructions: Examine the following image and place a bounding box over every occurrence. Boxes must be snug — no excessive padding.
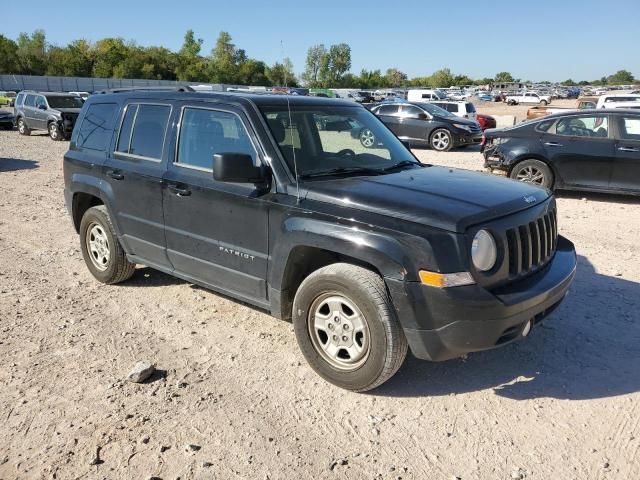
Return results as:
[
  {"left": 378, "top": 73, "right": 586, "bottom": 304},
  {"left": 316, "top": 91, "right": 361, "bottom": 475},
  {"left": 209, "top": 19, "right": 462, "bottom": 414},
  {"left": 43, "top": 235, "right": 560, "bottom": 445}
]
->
[
  {"left": 510, "top": 159, "right": 553, "bottom": 189},
  {"left": 17, "top": 118, "right": 30, "bottom": 136},
  {"left": 540, "top": 100, "right": 548, "bottom": 106},
  {"left": 79, "top": 206, "right": 136, "bottom": 284},
  {"left": 292, "top": 263, "right": 408, "bottom": 392},
  {"left": 359, "top": 128, "right": 376, "bottom": 148},
  {"left": 430, "top": 129, "right": 453, "bottom": 151}
]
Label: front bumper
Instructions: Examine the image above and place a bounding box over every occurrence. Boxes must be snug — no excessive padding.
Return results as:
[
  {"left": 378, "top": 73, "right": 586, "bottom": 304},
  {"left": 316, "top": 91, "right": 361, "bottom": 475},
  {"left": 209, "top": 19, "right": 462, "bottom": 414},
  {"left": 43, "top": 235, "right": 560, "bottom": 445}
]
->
[
  {"left": 386, "top": 236, "right": 576, "bottom": 361},
  {"left": 452, "top": 130, "right": 483, "bottom": 146},
  {"left": 0, "top": 116, "right": 14, "bottom": 127}
]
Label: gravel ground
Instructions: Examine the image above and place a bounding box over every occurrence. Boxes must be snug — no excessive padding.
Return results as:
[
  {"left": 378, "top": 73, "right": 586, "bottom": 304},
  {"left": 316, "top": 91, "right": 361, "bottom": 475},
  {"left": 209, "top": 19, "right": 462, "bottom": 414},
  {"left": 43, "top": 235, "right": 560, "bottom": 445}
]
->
[{"left": 0, "top": 108, "right": 639, "bottom": 480}]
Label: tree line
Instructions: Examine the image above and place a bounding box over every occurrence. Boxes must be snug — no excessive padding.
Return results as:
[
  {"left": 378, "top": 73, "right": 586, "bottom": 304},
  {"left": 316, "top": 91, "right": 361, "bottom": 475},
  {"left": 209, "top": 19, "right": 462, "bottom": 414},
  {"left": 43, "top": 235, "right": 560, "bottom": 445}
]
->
[{"left": 0, "top": 30, "right": 635, "bottom": 89}]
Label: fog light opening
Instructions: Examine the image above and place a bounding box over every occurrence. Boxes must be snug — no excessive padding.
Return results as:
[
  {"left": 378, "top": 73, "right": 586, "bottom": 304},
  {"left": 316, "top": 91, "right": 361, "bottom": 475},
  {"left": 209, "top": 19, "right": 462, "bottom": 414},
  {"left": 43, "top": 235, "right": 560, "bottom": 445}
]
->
[{"left": 522, "top": 319, "right": 533, "bottom": 337}]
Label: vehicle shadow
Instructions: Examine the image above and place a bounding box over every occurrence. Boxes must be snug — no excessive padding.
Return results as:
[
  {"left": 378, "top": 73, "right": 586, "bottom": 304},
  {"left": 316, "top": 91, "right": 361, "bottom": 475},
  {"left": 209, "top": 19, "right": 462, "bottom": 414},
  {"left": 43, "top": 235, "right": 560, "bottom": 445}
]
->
[
  {"left": 556, "top": 190, "right": 640, "bottom": 205},
  {"left": 376, "top": 254, "right": 640, "bottom": 400},
  {"left": 0, "top": 157, "right": 39, "bottom": 172},
  {"left": 124, "top": 267, "right": 186, "bottom": 287}
]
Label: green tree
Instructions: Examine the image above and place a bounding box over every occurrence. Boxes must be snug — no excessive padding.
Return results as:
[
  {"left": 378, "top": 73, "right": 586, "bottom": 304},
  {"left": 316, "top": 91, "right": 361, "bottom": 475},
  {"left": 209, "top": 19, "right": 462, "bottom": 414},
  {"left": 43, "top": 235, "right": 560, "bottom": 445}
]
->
[
  {"left": 561, "top": 79, "right": 575, "bottom": 86},
  {"left": 237, "top": 59, "right": 269, "bottom": 86},
  {"left": 208, "top": 31, "right": 239, "bottom": 83},
  {"left": 384, "top": 68, "right": 407, "bottom": 87},
  {"left": 430, "top": 68, "right": 455, "bottom": 88},
  {"left": 301, "top": 44, "right": 327, "bottom": 87},
  {"left": 176, "top": 30, "right": 206, "bottom": 81},
  {"left": 607, "top": 70, "right": 635, "bottom": 85},
  {"left": 358, "top": 69, "right": 385, "bottom": 88},
  {"left": 92, "top": 38, "right": 129, "bottom": 77},
  {"left": 267, "top": 58, "right": 297, "bottom": 87},
  {"left": 16, "top": 30, "right": 48, "bottom": 75},
  {"left": 494, "top": 71, "right": 515, "bottom": 83},
  {"left": 0, "top": 35, "right": 20, "bottom": 74}
]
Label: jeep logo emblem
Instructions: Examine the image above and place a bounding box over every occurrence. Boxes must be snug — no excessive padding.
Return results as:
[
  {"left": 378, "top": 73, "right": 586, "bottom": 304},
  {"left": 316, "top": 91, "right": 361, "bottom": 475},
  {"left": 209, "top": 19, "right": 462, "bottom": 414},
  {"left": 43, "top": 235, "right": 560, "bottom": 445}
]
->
[{"left": 523, "top": 195, "right": 537, "bottom": 204}]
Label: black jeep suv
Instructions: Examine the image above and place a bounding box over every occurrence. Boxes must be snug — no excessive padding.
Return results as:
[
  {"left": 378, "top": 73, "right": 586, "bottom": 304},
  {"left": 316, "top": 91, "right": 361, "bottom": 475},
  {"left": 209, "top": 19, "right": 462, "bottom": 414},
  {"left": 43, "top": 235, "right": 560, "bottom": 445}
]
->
[
  {"left": 15, "top": 91, "right": 83, "bottom": 140},
  {"left": 63, "top": 91, "right": 577, "bottom": 391}
]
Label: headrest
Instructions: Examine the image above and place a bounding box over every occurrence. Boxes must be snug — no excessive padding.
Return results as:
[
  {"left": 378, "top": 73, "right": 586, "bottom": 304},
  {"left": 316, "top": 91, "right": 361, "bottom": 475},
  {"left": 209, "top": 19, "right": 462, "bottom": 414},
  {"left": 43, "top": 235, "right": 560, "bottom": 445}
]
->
[{"left": 267, "top": 118, "right": 286, "bottom": 143}]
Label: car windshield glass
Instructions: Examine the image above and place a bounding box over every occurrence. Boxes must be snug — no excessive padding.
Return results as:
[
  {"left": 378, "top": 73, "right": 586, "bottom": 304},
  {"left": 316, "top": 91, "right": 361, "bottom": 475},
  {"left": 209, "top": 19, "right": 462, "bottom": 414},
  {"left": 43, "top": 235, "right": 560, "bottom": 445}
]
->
[
  {"left": 260, "top": 105, "right": 419, "bottom": 178},
  {"left": 46, "top": 96, "right": 84, "bottom": 108},
  {"left": 416, "top": 102, "right": 453, "bottom": 117}
]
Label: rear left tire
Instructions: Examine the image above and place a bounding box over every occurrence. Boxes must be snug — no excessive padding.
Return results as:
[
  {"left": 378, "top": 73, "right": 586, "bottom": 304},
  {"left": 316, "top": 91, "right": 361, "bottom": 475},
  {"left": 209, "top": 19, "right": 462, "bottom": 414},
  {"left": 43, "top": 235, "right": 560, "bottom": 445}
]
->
[{"left": 80, "top": 206, "right": 137, "bottom": 284}]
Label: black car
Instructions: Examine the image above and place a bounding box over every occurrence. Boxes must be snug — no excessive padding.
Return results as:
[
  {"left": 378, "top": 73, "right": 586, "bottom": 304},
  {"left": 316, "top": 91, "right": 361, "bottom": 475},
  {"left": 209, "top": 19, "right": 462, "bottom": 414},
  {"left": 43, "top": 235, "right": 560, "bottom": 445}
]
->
[
  {"left": 369, "top": 101, "right": 482, "bottom": 151},
  {"left": 14, "top": 91, "right": 83, "bottom": 141},
  {"left": 483, "top": 109, "right": 640, "bottom": 194},
  {"left": 63, "top": 91, "right": 576, "bottom": 391},
  {"left": 0, "top": 110, "right": 14, "bottom": 130}
]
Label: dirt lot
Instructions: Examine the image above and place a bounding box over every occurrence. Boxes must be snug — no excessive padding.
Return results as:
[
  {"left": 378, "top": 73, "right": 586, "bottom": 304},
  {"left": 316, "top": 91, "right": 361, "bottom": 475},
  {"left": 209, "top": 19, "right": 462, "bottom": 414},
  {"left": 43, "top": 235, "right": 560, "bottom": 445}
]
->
[{"left": 1, "top": 104, "right": 639, "bottom": 480}]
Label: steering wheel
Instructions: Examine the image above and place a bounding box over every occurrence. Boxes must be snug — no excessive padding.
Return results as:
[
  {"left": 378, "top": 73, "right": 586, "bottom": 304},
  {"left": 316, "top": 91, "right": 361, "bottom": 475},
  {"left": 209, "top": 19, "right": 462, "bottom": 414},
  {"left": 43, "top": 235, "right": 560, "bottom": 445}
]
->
[{"left": 336, "top": 149, "right": 356, "bottom": 156}]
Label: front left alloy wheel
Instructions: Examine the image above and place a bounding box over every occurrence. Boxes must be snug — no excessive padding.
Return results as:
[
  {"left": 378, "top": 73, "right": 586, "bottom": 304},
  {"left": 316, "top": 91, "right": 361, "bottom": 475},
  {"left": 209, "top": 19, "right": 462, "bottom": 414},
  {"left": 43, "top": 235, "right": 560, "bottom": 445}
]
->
[
  {"left": 48, "top": 122, "right": 62, "bottom": 141},
  {"left": 292, "top": 263, "right": 408, "bottom": 392}
]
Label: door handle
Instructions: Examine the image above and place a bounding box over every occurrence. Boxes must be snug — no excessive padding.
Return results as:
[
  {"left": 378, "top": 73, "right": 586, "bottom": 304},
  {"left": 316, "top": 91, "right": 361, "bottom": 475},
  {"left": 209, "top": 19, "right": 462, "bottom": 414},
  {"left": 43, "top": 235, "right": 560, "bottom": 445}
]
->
[
  {"left": 106, "top": 169, "right": 124, "bottom": 180},
  {"left": 617, "top": 146, "right": 639, "bottom": 152},
  {"left": 167, "top": 183, "right": 191, "bottom": 197},
  {"left": 544, "top": 142, "right": 563, "bottom": 147}
]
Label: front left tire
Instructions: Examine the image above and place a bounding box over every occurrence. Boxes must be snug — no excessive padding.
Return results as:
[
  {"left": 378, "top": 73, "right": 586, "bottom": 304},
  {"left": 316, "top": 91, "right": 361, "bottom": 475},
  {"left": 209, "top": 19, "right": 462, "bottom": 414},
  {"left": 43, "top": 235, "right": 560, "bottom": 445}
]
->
[
  {"left": 49, "top": 122, "right": 63, "bottom": 141},
  {"left": 292, "top": 263, "right": 408, "bottom": 392},
  {"left": 430, "top": 128, "right": 453, "bottom": 151}
]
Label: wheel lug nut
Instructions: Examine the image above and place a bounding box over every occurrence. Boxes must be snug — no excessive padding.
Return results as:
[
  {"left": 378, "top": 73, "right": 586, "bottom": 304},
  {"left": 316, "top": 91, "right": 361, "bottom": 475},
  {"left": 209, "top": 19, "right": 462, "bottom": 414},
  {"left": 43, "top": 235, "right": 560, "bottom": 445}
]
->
[
  {"left": 328, "top": 324, "right": 333, "bottom": 330},
  {"left": 343, "top": 324, "right": 349, "bottom": 330},
  {"left": 342, "top": 336, "right": 348, "bottom": 342},
  {"left": 334, "top": 317, "right": 340, "bottom": 323},
  {"left": 332, "top": 335, "right": 338, "bottom": 341}
]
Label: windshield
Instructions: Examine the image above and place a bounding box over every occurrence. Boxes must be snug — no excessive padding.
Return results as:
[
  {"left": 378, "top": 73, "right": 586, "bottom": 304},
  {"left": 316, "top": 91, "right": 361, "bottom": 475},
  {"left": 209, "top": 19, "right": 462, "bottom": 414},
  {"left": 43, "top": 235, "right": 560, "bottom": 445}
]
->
[
  {"left": 260, "top": 105, "right": 419, "bottom": 178},
  {"left": 416, "top": 102, "right": 453, "bottom": 117},
  {"left": 46, "top": 96, "right": 84, "bottom": 109}
]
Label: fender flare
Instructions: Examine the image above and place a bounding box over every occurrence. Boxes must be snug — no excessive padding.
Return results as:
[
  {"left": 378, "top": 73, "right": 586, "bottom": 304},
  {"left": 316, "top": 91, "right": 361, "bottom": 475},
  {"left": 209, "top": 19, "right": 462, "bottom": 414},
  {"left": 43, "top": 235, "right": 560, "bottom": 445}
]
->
[{"left": 68, "top": 174, "right": 123, "bottom": 239}]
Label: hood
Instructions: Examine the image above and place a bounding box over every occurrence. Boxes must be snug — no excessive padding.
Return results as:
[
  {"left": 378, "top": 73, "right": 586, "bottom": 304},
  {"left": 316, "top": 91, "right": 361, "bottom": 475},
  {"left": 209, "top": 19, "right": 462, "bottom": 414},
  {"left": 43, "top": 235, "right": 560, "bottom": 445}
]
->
[{"left": 302, "top": 166, "right": 550, "bottom": 232}]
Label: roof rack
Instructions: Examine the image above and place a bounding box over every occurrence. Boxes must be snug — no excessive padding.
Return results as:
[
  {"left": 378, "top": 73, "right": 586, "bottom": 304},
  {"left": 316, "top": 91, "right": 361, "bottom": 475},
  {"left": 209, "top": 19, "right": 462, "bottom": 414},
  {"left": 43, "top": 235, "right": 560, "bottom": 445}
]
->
[{"left": 95, "top": 86, "right": 195, "bottom": 94}]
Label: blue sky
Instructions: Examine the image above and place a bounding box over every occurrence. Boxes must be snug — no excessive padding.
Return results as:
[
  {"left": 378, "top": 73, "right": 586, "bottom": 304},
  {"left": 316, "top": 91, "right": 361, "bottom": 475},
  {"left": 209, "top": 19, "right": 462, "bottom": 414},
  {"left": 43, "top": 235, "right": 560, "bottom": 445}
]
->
[{"left": 4, "top": 0, "right": 639, "bottom": 81}]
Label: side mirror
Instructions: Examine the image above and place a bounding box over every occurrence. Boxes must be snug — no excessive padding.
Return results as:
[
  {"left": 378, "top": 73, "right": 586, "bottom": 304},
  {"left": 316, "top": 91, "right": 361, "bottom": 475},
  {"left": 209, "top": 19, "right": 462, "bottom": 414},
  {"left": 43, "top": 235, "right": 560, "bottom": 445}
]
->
[
  {"left": 213, "top": 153, "right": 264, "bottom": 184},
  {"left": 38, "top": 104, "right": 47, "bottom": 110},
  {"left": 418, "top": 112, "right": 428, "bottom": 120}
]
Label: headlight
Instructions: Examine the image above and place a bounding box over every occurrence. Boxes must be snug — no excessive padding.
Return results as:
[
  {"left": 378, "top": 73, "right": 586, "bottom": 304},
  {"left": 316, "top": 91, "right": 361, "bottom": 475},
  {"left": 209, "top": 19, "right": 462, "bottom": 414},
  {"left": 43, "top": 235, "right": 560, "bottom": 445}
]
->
[
  {"left": 453, "top": 123, "right": 472, "bottom": 132},
  {"left": 471, "top": 230, "right": 497, "bottom": 271}
]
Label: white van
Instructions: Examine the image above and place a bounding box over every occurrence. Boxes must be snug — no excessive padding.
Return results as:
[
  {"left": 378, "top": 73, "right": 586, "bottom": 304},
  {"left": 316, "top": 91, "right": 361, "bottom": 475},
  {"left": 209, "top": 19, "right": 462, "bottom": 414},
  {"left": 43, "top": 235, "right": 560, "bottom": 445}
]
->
[
  {"left": 596, "top": 94, "right": 640, "bottom": 109},
  {"left": 407, "top": 89, "right": 448, "bottom": 102}
]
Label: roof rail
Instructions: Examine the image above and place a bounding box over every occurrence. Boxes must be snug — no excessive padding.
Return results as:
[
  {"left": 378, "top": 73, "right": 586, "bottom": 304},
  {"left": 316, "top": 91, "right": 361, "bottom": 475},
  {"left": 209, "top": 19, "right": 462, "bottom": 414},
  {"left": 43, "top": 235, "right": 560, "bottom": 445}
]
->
[{"left": 95, "top": 85, "right": 195, "bottom": 94}]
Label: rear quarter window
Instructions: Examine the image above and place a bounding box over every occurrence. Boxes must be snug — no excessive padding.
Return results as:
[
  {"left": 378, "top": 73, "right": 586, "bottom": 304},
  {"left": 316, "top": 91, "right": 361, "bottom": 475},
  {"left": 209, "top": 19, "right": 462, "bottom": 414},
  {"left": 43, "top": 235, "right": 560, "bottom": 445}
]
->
[
  {"left": 465, "top": 103, "right": 476, "bottom": 113},
  {"left": 76, "top": 103, "right": 118, "bottom": 151}
]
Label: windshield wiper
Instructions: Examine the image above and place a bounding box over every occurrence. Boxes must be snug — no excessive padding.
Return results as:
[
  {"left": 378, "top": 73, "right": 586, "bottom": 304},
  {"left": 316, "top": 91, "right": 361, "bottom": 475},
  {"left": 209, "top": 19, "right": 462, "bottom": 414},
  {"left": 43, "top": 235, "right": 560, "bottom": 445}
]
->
[
  {"left": 299, "top": 166, "right": 383, "bottom": 179},
  {"left": 380, "top": 160, "right": 423, "bottom": 172}
]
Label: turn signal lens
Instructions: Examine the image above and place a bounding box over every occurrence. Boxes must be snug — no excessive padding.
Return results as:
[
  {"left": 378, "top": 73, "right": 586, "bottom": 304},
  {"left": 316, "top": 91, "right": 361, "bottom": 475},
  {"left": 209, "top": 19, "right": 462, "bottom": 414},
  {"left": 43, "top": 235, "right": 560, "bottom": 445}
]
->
[{"left": 419, "top": 270, "right": 475, "bottom": 288}]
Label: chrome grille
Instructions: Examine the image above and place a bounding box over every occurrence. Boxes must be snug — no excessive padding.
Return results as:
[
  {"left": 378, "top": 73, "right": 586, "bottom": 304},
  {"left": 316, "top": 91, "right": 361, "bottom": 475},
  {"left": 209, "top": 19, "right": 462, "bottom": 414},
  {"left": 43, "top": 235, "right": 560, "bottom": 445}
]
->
[{"left": 505, "top": 208, "right": 557, "bottom": 277}]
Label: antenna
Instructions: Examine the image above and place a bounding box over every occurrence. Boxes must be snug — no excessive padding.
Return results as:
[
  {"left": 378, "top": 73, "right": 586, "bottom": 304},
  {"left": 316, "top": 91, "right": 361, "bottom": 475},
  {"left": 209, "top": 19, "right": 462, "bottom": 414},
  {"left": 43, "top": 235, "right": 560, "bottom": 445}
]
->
[{"left": 280, "top": 39, "right": 300, "bottom": 204}]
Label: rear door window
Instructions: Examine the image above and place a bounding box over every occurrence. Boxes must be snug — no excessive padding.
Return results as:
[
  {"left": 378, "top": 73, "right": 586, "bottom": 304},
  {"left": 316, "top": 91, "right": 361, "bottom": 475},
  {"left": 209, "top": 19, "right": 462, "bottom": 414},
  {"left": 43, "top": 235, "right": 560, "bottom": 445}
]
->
[
  {"left": 115, "top": 103, "right": 171, "bottom": 160},
  {"left": 465, "top": 103, "right": 476, "bottom": 113},
  {"left": 25, "top": 95, "right": 36, "bottom": 107},
  {"left": 76, "top": 103, "right": 118, "bottom": 151}
]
